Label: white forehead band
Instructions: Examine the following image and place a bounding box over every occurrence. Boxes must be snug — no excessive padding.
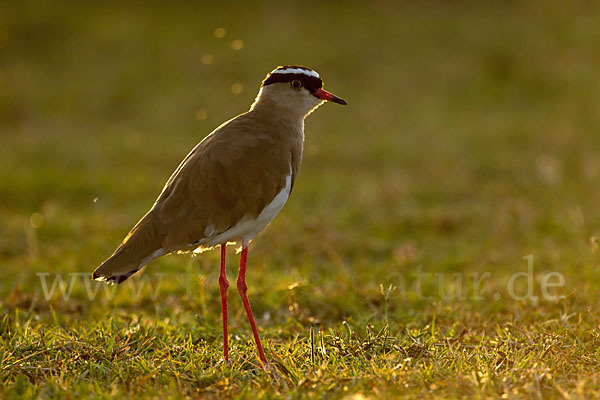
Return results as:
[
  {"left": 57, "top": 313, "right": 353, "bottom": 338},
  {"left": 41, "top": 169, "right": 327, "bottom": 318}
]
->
[{"left": 271, "top": 67, "right": 320, "bottom": 79}]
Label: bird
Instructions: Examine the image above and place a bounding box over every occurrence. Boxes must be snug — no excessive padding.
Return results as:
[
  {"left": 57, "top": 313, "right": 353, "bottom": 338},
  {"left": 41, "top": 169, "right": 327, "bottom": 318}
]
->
[{"left": 92, "top": 65, "right": 347, "bottom": 366}]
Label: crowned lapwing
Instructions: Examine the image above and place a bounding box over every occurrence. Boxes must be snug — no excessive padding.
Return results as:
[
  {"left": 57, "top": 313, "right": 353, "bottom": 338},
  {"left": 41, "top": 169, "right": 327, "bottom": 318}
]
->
[{"left": 93, "top": 65, "right": 347, "bottom": 366}]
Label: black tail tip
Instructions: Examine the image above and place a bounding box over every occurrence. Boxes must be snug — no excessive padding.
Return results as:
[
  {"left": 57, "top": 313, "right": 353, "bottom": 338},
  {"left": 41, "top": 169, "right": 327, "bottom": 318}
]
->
[
  {"left": 92, "top": 269, "right": 139, "bottom": 285},
  {"left": 107, "top": 274, "right": 131, "bottom": 284}
]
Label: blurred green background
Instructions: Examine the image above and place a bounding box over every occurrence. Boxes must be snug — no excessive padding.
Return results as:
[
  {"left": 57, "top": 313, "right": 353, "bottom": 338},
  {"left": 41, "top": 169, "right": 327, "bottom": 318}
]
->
[
  {"left": 2, "top": 1, "right": 600, "bottom": 397},
  {"left": 2, "top": 0, "right": 599, "bottom": 299}
]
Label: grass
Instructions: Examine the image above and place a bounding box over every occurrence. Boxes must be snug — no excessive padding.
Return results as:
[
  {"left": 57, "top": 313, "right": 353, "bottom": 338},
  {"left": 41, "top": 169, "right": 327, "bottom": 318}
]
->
[{"left": 2, "top": 0, "right": 600, "bottom": 398}]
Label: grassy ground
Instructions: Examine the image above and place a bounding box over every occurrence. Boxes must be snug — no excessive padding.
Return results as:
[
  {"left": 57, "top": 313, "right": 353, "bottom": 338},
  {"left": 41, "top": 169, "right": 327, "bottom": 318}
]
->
[{"left": 2, "top": 1, "right": 600, "bottom": 398}]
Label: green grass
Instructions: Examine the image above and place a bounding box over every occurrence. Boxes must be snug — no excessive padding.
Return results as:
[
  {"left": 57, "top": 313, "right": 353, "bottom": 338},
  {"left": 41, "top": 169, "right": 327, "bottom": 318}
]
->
[{"left": 2, "top": 1, "right": 600, "bottom": 398}]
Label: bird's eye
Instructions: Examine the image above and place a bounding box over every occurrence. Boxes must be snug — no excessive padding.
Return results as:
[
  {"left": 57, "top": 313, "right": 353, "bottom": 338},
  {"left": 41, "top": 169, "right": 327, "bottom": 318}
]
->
[{"left": 290, "top": 80, "right": 302, "bottom": 89}]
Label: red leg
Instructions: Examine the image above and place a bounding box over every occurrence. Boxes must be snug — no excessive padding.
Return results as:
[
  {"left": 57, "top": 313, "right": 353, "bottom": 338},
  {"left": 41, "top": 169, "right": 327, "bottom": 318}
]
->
[
  {"left": 237, "top": 245, "right": 268, "bottom": 365},
  {"left": 219, "top": 244, "right": 229, "bottom": 363}
]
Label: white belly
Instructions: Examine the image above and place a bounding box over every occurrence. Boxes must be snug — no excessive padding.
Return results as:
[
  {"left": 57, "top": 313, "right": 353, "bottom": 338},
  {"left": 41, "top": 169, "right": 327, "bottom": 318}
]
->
[{"left": 195, "top": 169, "right": 292, "bottom": 250}]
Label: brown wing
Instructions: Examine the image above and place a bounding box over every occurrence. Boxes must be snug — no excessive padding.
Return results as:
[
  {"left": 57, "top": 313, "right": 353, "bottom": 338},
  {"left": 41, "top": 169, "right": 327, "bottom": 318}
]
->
[{"left": 156, "top": 113, "right": 294, "bottom": 251}]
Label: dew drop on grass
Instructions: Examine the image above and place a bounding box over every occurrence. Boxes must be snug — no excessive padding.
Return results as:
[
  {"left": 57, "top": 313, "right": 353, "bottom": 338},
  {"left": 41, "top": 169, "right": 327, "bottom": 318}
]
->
[
  {"left": 202, "top": 54, "right": 214, "bottom": 64},
  {"left": 213, "top": 27, "right": 226, "bottom": 38},
  {"left": 196, "top": 109, "right": 208, "bottom": 120},
  {"left": 231, "top": 39, "right": 244, "bottom": 50},
  {"left": 30, "top": 213, "right": 44, "bottom": 229},
  {"left": 231, "top": 83, "right": 243, "bottom": 94}
]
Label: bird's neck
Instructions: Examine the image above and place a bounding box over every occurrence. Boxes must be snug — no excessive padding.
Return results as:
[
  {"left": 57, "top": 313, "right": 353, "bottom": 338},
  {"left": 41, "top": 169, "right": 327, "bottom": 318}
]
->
[{"left": 249, "top": 89, "right": 309, "bottom": 127}]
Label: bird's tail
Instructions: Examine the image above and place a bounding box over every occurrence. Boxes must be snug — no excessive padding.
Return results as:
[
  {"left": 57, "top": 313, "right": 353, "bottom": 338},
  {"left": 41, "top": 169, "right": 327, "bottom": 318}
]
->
[
  {"left": 93, "top": 210, "right": 164, "bottom": 284},
  {"left": 92, "top": 246, "right": 164, "bottom": 284}
]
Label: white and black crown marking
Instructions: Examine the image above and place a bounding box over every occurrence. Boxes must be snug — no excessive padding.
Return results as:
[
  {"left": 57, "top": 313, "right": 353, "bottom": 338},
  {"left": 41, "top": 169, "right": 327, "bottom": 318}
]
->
[
  {"left": 262, "top": 65, "right": 323, "bottom": 93},
  {"left": 270, "top": 66, "right": 320, "bottom": 79}
]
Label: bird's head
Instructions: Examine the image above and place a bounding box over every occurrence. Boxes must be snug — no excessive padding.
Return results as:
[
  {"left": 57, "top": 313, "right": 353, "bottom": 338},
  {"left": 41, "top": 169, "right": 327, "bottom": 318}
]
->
[{"left": 252, "top": 66, "right": 347, "bottom": 118}]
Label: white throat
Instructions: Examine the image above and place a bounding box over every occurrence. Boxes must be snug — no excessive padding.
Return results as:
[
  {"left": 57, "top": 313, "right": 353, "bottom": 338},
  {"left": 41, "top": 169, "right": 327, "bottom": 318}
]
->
[{"left": 250, "top": 85, "right": 324, "bottom": 121}]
